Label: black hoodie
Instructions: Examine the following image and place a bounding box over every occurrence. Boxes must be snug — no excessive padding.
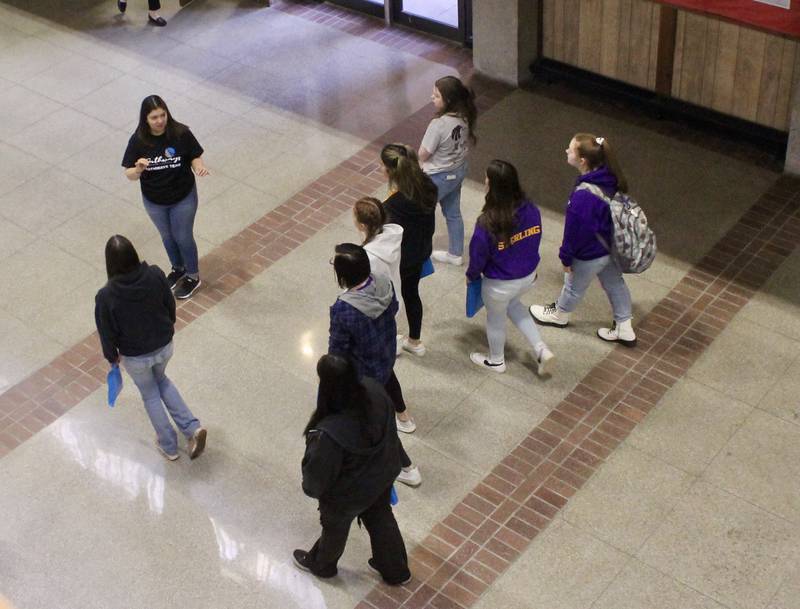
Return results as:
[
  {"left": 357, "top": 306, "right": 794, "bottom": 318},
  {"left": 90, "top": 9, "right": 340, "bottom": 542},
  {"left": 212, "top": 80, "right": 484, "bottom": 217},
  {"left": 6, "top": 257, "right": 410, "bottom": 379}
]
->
[
  {"left": 94, "top": 262, "right": 176, "bottom": 363},
  {"left": 301, "top": 378, "right": 401, "bottom": 511},
  {"left": 384, "top": 191, "right": 435, "bottom": 272}
]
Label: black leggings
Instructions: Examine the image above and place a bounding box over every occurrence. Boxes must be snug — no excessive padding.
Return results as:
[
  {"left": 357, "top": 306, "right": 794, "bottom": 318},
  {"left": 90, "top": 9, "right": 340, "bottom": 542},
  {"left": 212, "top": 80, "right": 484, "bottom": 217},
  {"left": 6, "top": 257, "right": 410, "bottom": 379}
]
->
[
  {"left": 384, "top": 371, "right": 412, "bottom": 468},
  {"left": 400, "top": 264, "right": 423, "bottom": 340},
  {"left": 148, "top": 0, "right": 161, "bottom": 9},
  {"left": 308, "top": 486, "right": 410, "bottom": 584}
]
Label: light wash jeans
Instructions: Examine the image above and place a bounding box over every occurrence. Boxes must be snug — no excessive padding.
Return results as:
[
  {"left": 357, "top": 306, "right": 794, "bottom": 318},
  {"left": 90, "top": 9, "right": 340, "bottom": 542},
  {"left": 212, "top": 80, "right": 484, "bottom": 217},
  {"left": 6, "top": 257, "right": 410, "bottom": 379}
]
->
[
  {"left": 429, "top": 162, "right": 467, "bottom": 257},
  {"left": 122, "top": 341, "right": 200, "bottom": 454},
  {"left": 142, "top": 185, "right": 199, "bottom": 275},
  {"left": 557, "top": 255, "right": 632, "bottom": 322},
  {"left": 482, "top": 270, "right": 543, "bottom": 363}
]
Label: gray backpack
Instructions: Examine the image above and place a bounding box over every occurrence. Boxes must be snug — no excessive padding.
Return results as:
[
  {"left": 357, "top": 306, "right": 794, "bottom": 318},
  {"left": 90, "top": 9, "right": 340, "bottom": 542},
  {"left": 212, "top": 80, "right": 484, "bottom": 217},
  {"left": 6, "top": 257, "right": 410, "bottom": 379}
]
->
[{"left": 576, "top": 183, "right": 657, "bottom": 274}]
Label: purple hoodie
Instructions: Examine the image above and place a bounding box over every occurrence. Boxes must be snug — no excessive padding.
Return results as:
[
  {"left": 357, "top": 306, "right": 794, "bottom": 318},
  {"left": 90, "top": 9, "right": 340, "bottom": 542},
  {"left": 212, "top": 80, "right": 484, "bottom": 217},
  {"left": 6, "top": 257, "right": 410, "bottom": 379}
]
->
[
  {"left": 558, "top": 166, "right": 617, "bottom": 267},
  {"left": 467, "top": 201, "right": 542, "bottom": 281}
]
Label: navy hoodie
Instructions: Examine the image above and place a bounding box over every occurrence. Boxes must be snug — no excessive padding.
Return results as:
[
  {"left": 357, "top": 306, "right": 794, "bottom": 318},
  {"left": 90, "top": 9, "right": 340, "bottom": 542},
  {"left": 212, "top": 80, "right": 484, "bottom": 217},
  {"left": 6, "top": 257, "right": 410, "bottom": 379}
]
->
[
  {"left": 94, "top": 262, "right": 176, "bottom": 363},
  {"left": 558, "top": 166, "right": 617, "bottom": 267}
]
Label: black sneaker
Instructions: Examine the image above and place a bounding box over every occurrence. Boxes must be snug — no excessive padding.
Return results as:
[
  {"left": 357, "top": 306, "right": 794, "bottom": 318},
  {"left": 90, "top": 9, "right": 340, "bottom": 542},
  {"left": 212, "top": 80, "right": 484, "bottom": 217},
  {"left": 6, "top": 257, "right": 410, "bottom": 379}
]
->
[
  {"left": 117, "top": 0, "right": 126, "bottom": 12},
  {"left": 368, "top": 558, "right": 412, "bottom": 586},
  {"left": 167, "top": 268, "right": 186, "bottom": 290},
  {"left": 292, "top": 550, "right": 337, "bottom": 578},
  {"left": 174, "top": 276, "right": 201, "bottom": 299}
]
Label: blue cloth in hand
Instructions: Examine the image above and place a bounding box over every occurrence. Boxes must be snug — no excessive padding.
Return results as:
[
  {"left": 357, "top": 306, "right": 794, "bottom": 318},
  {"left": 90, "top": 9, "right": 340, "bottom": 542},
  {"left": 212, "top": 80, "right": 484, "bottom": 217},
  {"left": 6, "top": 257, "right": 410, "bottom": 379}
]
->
[
  {"left": 466, "top": 278, "right": 484, "bottom": 318},
  {"left": 420, "top": 258, "right": 435, "bottom": 279},
  {"left": 107, "top": 364, "right": 123, "bottom": 407},
  {"left": 390, "top": 485, "right": 399, "bottom": 506}
]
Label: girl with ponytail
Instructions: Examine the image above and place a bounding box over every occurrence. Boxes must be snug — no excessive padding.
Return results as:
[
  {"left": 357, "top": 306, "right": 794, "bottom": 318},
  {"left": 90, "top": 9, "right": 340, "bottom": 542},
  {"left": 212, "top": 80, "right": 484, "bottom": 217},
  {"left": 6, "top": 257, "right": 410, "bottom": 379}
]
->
[
  {"left": 380, "top": 144, "right": 436, "bottom": 366},
  {"left": 418, "top": 76, "right": 477, "bottom": 266},
  {"left": 529, "top": 134, "right": 637, "bottom": 347}
]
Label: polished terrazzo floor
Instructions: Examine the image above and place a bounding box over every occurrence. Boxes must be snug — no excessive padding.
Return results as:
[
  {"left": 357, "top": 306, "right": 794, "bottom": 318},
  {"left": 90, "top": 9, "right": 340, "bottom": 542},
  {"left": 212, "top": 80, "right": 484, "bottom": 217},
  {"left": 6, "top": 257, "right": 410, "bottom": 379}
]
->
[{"left": 1, "top": 2, "right": 799, "bottom": 609}]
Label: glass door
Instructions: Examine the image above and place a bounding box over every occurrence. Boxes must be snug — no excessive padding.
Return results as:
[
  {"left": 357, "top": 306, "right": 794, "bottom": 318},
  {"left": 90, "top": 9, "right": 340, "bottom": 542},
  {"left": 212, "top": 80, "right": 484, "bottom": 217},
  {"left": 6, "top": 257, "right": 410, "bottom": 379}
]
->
[{"left": 329, "top": 0, "right": 472, "bottom": 46}]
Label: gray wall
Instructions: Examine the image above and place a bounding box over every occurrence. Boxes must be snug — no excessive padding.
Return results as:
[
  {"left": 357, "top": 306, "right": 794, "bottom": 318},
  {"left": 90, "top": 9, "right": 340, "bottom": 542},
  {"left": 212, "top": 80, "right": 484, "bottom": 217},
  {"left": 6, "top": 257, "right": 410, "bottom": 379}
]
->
[{"left": 473, "top": 0, "right": 540, "bottom": 86}]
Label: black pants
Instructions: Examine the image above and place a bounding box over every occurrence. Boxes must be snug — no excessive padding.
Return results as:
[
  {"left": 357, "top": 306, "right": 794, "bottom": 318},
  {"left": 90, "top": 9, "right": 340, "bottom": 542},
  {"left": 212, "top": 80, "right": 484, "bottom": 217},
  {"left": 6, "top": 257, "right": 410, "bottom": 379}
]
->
[
  {"left": 400, "top": 263, "right": 423, "bottom": 340},
  {"left": 307, "top": 486, "right": 410, "bottom": 584},
  {"left": 384, "top": 372, "right": 412, "bottom": 468},
  {"left": 149, "top": 0, "right": 161, "bottom": 9}
]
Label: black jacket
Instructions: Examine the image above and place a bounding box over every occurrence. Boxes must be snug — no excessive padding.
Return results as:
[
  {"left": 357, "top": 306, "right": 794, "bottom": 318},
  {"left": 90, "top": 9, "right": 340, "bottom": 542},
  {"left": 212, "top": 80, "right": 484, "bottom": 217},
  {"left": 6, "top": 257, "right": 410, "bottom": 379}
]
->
[
  {"left": 384, "top": 191, "right": 435, "bottom": 272},
  {"left": 94, "top": 262, "right": 176, "bottom": 363},
  {"left": 301, "top": 379, "right": 401, "bottom": 511}
]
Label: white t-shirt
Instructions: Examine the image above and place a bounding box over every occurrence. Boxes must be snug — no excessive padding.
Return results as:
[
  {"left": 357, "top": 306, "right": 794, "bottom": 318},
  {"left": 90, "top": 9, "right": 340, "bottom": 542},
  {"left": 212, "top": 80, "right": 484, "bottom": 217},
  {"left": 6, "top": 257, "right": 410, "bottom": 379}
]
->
[{"left": 421, "top": 114, "right": 469, "bottom": 174}]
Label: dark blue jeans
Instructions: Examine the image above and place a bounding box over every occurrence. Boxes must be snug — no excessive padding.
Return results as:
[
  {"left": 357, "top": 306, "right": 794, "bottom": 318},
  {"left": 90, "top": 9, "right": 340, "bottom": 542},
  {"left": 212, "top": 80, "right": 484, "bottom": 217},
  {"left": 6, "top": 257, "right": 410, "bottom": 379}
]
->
[{"left": 142, "top": 186, "right": 199, "bottom": 275}]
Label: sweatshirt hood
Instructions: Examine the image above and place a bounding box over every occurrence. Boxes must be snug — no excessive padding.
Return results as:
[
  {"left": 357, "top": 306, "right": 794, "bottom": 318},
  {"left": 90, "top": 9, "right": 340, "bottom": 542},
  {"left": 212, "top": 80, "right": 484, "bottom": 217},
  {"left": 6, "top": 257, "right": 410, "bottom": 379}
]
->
[
  {"left": 107, "top": 262, "right": 153, "bottom": 302},
  {"left": 575, "top": 165, "right": 618, "bottom": 194},
  {"left": 339, "top": 274, "right": 394, "bottom": 319},
  {"left": 364, "top": 224, "right": 403, "bottom": 267}
]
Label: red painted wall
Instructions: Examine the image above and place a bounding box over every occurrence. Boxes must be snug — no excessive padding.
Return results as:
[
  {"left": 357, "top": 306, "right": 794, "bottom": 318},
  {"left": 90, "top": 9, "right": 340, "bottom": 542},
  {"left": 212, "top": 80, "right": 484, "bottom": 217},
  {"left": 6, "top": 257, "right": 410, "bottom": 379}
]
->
[{"left": 657, "top": 0, "right": 800, "bottom": 37}]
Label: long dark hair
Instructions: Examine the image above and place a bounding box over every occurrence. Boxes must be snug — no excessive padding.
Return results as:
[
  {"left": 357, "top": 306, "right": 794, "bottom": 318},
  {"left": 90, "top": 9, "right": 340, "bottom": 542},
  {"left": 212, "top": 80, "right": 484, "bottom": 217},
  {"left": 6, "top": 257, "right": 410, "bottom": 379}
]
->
[
  {"left": 136, "top": 95, "right": 187, "bottom": 145},
  {"left": 105, "top": 235, "right": 140, "bottom": 279},
  {"left": 354, "top": 197, "right": 386, "bottom": 245},
  {"left": 478, "top": 160, "right": 526, "bottom": 246},
  {"left": 304, "top": 355, "right": 369, "bottom": 438},
  {"left": 573, "top": 133, "right": 628, "bottom": 193},
  {"left": 435, "top": 76, "right": 477, "bottom": 144},
  {"left": 380, "top": 143, "right": 437, "bottom": 212}
]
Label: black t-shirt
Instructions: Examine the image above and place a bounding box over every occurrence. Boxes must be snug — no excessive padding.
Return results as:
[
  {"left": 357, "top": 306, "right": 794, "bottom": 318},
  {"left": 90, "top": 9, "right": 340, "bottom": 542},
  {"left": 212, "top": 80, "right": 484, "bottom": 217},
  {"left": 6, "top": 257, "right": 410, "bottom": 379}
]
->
[{"left": 122, "top": 128, "right": 204, "bottom": 205}]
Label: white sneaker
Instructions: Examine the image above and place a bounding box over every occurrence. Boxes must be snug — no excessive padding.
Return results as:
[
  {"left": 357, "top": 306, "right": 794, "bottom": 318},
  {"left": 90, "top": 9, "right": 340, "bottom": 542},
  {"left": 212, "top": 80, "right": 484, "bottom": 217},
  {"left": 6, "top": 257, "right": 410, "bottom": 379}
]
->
[
  {"left": 470, "top": 352, "right": 506, "bottom": 373},
  {"left": 431, "top": 250, "right": 463, "bottom": 266},
  {"left": 529, "top": 302, "right": 569, "bottom": 327},
  {"left": 597, "top": 319, "right": 637, "bottom": 347},
  {"left": 535, "top": 345, "right": 555, "bottom": 376},
  {"left": 397, "top": 465, "right": 422, "bottom": 487},
  {"left": 396, "top": 415, "right": 417, "bottom": 434},
  {"left": 398, "top": 336, "right": 426, "bottom": 357},
  {"left": 155, "top": 440, "right": 179, "bottom": 461}
]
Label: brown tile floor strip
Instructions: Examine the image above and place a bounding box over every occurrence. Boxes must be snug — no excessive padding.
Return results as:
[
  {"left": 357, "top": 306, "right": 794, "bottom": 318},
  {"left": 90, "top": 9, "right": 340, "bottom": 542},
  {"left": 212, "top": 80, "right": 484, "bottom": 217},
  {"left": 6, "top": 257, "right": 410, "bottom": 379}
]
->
[
  {"left": 0, "top": 37, "right": 511, "bottom": 459},
  {"left": 354, "top": 178, "right": 800, "bottom": 609},
  {"left": 271, "top": 0, "right": 473, "bottom": 70}
]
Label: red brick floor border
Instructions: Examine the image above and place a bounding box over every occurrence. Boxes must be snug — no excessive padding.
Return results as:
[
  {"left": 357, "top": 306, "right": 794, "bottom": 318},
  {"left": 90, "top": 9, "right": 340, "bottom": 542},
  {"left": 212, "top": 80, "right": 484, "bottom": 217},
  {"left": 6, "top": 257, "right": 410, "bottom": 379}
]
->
[
  {"left": 353, "top": 176, "right": 800, "bottom": 609},
  {"left": 0, "top": 35, "right": 510, "bottom": 458}
]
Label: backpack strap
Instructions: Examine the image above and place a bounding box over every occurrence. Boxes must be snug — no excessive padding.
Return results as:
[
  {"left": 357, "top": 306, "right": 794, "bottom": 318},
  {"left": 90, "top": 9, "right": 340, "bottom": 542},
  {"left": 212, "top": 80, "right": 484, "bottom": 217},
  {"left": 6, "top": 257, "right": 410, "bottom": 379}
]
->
[{"left": 574, "top": 183, "right": 613, "bottom": 253}]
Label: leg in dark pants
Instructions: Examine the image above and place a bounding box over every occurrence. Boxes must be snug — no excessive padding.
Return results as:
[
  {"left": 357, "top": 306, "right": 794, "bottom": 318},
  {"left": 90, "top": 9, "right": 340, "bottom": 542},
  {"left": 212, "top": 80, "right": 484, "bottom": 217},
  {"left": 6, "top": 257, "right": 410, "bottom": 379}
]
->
[
  {"left": 148, "top": 0, "right": 161, "bottom": 9},
  {"left": 307, "top": 505, "right": 353, "bottom": 578},
  {"left": 360, "top": 486, "right": 410, "bottom": 585},
  {"left": 384, "top": 370, "right": 406, "bottom": 414},
  {"left": 398, "top": 440, "right": 412, "bottom": 468},
  {"left": 400, "top": 264, "right": 423, "bottom": 340}
]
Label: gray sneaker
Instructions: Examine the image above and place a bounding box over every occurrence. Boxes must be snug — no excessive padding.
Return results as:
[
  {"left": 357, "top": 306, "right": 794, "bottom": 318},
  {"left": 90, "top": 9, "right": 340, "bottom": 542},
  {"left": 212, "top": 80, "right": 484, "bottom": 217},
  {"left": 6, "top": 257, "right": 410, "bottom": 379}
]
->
[{"left": 188, "top": 427, "right": 207, "bottom": 459}]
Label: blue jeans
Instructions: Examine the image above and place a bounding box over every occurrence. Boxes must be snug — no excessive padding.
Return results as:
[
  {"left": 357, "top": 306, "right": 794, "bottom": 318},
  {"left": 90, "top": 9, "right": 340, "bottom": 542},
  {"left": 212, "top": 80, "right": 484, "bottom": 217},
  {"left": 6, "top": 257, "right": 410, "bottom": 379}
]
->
[
  {"left": 557, "top": 255, "right": 632, "bottom": 322},
  {"left": 429, "top": 163, "right": 467, "bottom": 257},
  {"left": 122, "top": 341, "right": 200, "bottom": 454},
  {"left": 483, "top": 270, "right": 543, "bottom": 362},
  {"left": 142, "top": 186, "right": 199, "bottom": 275}
]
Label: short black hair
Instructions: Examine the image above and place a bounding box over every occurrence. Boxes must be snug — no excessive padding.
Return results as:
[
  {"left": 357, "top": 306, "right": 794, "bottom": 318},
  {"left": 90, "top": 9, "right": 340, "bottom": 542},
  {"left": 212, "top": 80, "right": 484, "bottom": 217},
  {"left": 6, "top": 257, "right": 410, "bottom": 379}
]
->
[
  {"left": 105, "top": 235, "right": 140, "bottom": 279},
  {"left": 332, "top": 243, "right": 370, "bottom": 289}
]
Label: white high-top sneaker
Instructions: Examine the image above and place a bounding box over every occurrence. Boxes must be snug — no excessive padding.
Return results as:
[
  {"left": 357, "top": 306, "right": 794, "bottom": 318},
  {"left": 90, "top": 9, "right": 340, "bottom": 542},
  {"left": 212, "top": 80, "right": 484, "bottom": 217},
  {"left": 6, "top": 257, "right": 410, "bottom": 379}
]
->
[
  {"left": 529, "top": 302, "right": 569, "bottom": 327},
  {"left": 597, "top": 319, "right": 637, "bottom": 347},
  {"left": 535, "top": 344, "right": 555, "bottom": 376}
]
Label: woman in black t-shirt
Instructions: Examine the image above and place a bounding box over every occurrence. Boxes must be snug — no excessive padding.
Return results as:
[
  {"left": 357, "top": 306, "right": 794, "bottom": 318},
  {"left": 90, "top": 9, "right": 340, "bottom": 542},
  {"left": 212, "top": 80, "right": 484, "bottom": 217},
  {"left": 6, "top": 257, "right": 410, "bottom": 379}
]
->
[{"left": 122, "top": 95, "right": 209, "bottom": 299}]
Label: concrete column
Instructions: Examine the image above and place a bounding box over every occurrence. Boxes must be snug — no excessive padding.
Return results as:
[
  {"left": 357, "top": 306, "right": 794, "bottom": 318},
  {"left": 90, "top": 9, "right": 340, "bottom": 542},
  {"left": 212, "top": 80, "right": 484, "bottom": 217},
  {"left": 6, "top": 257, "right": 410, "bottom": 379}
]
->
[
  {"left": 472, "top": 0, "right": 540, "bottom": 87},
  {"left": 785, "top": 74, "right": 800, "bottom": 175}
]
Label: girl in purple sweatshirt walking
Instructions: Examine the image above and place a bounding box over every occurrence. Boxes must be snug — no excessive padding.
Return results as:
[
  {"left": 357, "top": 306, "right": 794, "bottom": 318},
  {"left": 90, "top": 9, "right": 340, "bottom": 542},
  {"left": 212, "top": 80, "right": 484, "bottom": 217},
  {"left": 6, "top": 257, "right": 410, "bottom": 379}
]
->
[
  {"left": 529, "top": 134, "right": 635, "bottom": 346},
  {"left": 466, "top": 161, "right": 554, "bottom": 376}
]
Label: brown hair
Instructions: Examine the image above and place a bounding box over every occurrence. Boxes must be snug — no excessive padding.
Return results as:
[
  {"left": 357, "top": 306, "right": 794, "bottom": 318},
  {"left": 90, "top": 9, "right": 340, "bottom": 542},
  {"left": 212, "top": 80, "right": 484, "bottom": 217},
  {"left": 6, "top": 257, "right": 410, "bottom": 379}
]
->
[
  {"left": 353, "top": 197, "right": 386, "bottom": 245},
  {"left": 479, "top": 160, "right": 526, "bottom": 246},
  {"left": 380, "top": 144, "right": 437, "bottom": 211},
  {"left": 573, "top": 133, "right": 628, "bottom": 193},
  {"left": 435, "top": 76, "right": 477, "bottom": 144}
]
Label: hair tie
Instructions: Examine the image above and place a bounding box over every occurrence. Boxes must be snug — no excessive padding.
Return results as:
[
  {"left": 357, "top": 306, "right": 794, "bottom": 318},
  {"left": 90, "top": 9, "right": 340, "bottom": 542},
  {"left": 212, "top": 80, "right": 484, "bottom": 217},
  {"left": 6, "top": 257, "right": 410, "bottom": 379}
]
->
[{"left": 595, "top": 137, "right": 605, "bottom": 146}]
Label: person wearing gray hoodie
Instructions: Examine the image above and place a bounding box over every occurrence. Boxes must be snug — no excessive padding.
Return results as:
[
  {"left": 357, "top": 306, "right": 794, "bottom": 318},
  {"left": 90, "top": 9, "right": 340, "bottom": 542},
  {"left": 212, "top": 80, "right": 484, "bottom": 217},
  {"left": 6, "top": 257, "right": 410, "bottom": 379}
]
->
[{"left": 328, "top": 243, "right": 422, "bottom": 487}]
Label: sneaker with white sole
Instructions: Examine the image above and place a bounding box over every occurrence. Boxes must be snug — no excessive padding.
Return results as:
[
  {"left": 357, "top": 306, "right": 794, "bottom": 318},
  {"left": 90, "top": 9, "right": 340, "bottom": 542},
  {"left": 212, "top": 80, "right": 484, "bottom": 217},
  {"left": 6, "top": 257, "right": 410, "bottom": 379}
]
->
[
  {"left": 535, "top": 345, "right": 555, "bottom": 376},
  {"left": 155, "top": 440, "right": 179, "bottom": 461},
  {"left": 529, "top": 302, "right": 569, "bottom": 327},
  {"left": 396, "top": 415, "right": 416, "bottom": 434},
  {"left": 397, "top": 465, "right": 422, "bottom": 487},
  {"left": 166, "top": 267, "right": 186, "bottom": 290},
  {"left": 188, "top": 427, "right": 207, "bottom": 459},
  {"left": 398, "top": 336, "right": 426, "bottom": 357},
  {"left": 470, "top": 352, "right": 506, "bottom": 373},
  {"left": 431, "top": 250, "right": 463, "bottom": 266},
  {"left": 174, "top": 276, "right": 201, "bottom": 299},
  {"left": 597, "top": 319, "right": 637, "bottom": 347}
]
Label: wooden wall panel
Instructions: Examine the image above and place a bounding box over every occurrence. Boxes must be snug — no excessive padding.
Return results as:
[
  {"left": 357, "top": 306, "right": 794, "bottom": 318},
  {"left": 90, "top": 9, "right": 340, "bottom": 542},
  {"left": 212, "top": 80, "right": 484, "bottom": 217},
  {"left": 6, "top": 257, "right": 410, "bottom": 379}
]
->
[
  {"left": 671, "top": 11, "right": 798, "bottom": 130},
  {"left": 541, "top": 0, "right": 660, "bottom": 90}
]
